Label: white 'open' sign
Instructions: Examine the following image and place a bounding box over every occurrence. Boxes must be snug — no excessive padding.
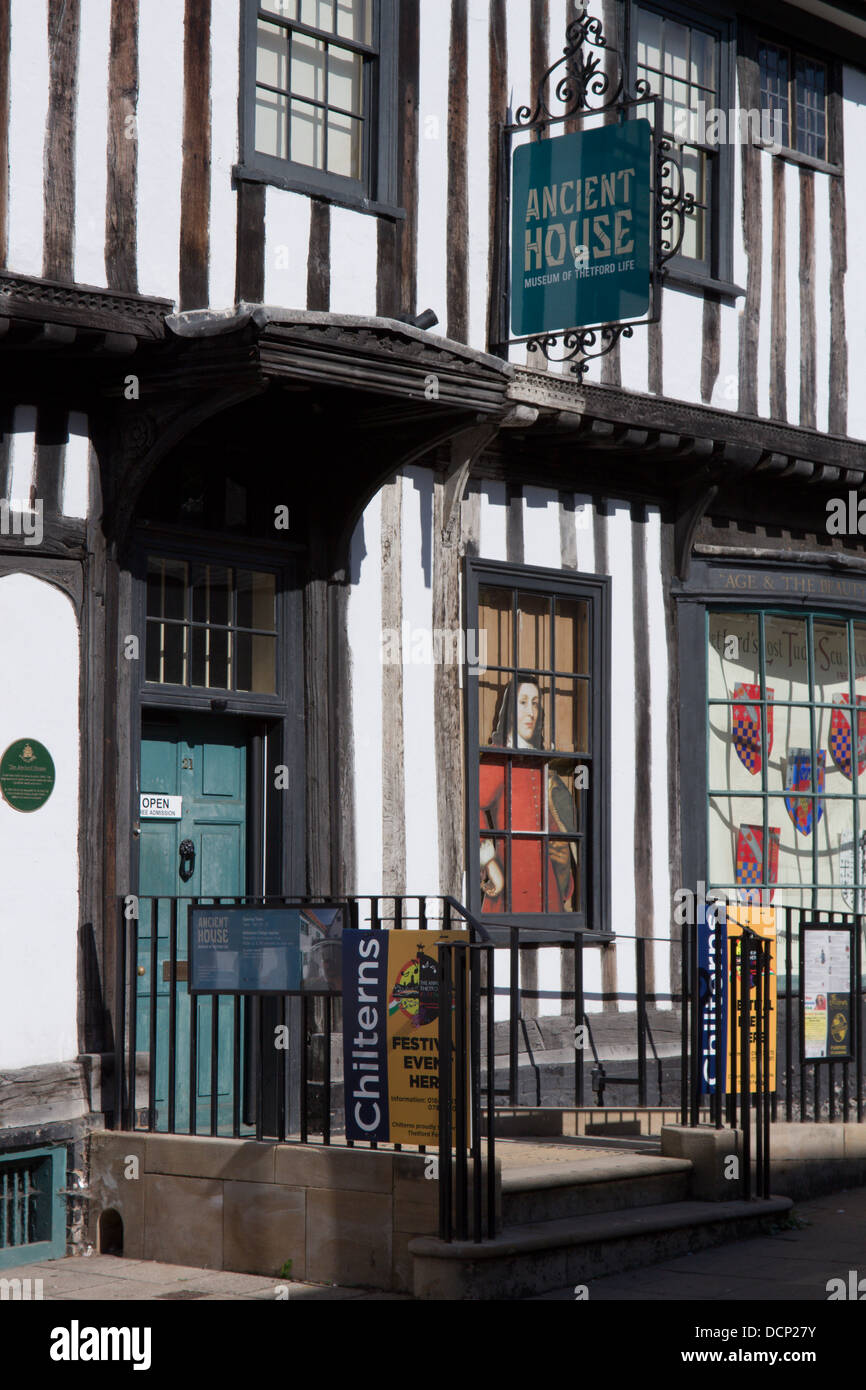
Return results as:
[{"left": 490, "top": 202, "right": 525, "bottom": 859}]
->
[{"left": 140, "top": 794, "right": 182, "bottom": 819}]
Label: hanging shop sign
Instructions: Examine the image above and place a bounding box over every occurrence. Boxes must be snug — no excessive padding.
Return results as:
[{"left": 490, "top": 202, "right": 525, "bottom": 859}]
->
[
  {"left": 511, "top": 121, "right": 652, "bottom": 338},
  {"left": 342, "top": 929, "right": 469, "bottom": 1146},
  {"left": 801, "top": 923, "right": 854, "bottom": 1062},
  {"left": 0, "top": 738, "right": 56, "bottom": 812},
  {"left": 726, "top": 905, "right": 777, "bottom": 1093},
  {"left": 188, "top": 904, "right": 346, "bottom": 995},
  {"left": 495, "top": 1, "right": 693, "bottom": 376}
]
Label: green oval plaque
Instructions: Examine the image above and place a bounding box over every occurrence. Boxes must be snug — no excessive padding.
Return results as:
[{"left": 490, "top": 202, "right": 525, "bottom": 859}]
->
[{"left": 0, "top": 738, "right": 56, "bottom": 812}]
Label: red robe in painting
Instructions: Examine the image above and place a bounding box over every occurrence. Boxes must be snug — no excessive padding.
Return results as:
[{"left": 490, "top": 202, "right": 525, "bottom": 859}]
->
[{"left": 479, "top": 755, "right": 573, "bottom": 913}]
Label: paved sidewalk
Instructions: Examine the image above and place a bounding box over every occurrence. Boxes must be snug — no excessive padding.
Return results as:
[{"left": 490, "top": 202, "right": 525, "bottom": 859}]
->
[
  {"left": 533, "top": 1186, "right": 866, "bottom": 1299},
  {"left": 0, "top": 1254, "right": 408, "bottom": 1301}
]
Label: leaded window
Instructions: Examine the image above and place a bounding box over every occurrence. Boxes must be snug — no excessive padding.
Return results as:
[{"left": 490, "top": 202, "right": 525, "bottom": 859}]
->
[
  {"left": 759, "top": 41, "right": 827, "bottom": 161},
  {"left": 707, "top": 611, "right": 866, "bottom": 913}
]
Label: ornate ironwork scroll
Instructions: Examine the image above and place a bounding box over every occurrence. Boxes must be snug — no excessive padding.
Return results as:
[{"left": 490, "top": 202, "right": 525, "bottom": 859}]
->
[{"left": 499, "top": 0, "right": 695, "bottom": 379}]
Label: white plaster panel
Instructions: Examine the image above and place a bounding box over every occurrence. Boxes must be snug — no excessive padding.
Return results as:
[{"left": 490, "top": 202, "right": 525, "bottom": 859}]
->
[
  {"left": 843, "top": 65, "right": 866, "bottom": 442},
  {"left": 62, "top": 412, "right": 91, "bottom": 520},
  {"left": 136, "top": 0, "right": 184, "bottom": 302},
  {"left": 416, "top": 0, "right": 450, "bottom": 333},
  {"left": 347, "top": 491, "right": 383, "bottom": 896},
  {"left": 329, "top": 205, "right": 378, "bottom": 317},
  {"left": 0, "top": 575, "right": 79, "bottom": 1068},
  {"left": 7, "top": 405, "right": 36, "bottom": 508},
  {"left": 478, "top": 480, "right": 508, "bottom": 561},
  {"left": 400, "top": 467, "right": 439, "bottom": 896},
  {"left": 7, "top": 0, "right": 48, "bottom": 276},
  {"left": 263, "top": 186, "right": 311, "bottom": 309},
  {"left": 74, "top": 0, "right": 111, "bottom": 288},
  {"left": 209, "top": 0, "right": 242, "bottom": 309}
]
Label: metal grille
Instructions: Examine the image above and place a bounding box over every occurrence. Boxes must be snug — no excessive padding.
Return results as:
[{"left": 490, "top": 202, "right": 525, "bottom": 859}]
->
[{"left": 0, "top": 1160, "right": 41, "bottom": 1251}]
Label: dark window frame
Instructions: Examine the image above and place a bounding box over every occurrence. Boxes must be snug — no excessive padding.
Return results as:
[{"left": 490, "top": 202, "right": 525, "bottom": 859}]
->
[
  {"left": 238, "top": 0, "right": 402, "bottom": 218},
  {"left": 464, "top": 557, "right": 611, "bottom": 942},
  {"left": 626, "top": 0, "right": 737, "bottom": 294}
]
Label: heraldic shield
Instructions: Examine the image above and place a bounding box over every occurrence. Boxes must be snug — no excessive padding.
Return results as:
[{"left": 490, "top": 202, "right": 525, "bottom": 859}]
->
[
  {"left": 732, "top": 684, "right": 773, "bottom": 774},
  {"left": 829, "top": 694, "right": 866, "bottom": 781},
  {"left": 784, "top": 748, "right": 825, "bottom": 834},
  {"left": 736, "top": 823, "right": 780, "bottom": 904}
]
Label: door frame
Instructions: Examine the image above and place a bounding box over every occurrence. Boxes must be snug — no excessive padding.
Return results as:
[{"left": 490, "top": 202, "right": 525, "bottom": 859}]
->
[{"left": 127, "top": 530, "right": 306, "bottom": 901}]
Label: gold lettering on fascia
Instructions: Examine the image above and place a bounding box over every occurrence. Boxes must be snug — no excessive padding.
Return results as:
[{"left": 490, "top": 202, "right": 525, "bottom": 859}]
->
[{"left": 717, "top": 571, "right": 866, "bottom": 600}]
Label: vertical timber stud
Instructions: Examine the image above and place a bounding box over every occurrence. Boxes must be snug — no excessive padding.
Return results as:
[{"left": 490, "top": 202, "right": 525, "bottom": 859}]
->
[
  {"left": 179, "top": 0, "right": 211, "bottom": 311},
  {"left": 106, "top": 0, "right": 139, "bottom": 293},
  {"left": 307, "top": 201, "right": 331, "bottom": 310},
  {"left": 446, "top": 0, "right": 468, "bottom": 342},
  {"left": 398, "top": 0, "right": 419, "bottom": 316},
  {"left": 769, "top": 159, "right": 786, "bottom": 423},
  {"left": 487, "top": 0, "right": 507, "bottom": 351},
  {"left": 44, "top": 0, "right": 80, "bottom": 282},
  {"left": 828, "top": 61, "right": 847, "bottom": 437},
  {"left": 234, "top": 182, "right": 265, "bottom": 303},
  {"left": 798, "top": 168, "right": 816, "bottom": 431},
  {"left": 737, "top": 30, "right": 761, "bottom": 417}
]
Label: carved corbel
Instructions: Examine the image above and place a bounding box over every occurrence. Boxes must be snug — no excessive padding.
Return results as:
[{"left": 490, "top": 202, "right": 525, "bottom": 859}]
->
[{"left": 440, "top": 407, "right": 539, "bottom": 548}]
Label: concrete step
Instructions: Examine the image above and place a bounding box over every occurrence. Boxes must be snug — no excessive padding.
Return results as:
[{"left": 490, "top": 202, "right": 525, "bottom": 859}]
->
[
  {"left": 501, "top": 1154, "right": 693, "bottom": 1225},
  {"left": 409, "top": 1194, "right": 793, "bottom": 1300}
]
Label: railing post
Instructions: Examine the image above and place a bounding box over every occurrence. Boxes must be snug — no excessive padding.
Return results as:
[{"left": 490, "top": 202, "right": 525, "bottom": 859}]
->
[
  {"left": 114, "top": 899, "right": 126, "bottom": 1131},
  {"left": 485, "top": 943, "right": 497, "bottom": 1238},
  {"left": 689, "top": 922, "right": 701, "bottom": 1126},
  {"left": 680, "top": 919, "right": 689, "bottom": 1126},
  {"left": 509, "top": 927, "right": 519, "bottom": 1106},
  {"left": 469, "top": 943, "right": 483, "bottom": 1243},
  {"left": 438, "top": 945, "right": 453, "bottom": 1242},
  {"left": 741, "top": 935, "right": 752, "bottom": 1201},
  {"left": 636, "top": 937, "right": 647, "bottom": 1108},
  {"left": 574, "top": 934, "right": 584, "bottom": 1109}
]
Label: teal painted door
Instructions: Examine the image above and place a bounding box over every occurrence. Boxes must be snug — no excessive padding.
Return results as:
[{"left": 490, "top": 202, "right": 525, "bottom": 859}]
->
[{"left": 138, "top": 716, "right": 249, "bottom": 1133}]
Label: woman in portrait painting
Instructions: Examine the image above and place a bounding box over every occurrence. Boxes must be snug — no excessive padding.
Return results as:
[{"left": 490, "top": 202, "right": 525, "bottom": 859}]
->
[{"left": 479, "top": 673, "right": 577, "bottom": 913}]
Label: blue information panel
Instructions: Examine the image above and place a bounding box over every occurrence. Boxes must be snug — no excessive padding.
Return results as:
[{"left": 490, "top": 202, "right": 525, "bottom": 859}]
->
[
  {"left": 698, "top": 902, "right": 727, "bottom": 1095},
  {"left": 188, "top": 905, "right": 346, "bottom": 994},
  {"left": 511, "top": 120, "right": 652, "bottom": 337}
]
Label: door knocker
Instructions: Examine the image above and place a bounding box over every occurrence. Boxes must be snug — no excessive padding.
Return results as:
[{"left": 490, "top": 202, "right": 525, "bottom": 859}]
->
[{"left": 179, "top": 838, "right": 196, "bottom": 883}]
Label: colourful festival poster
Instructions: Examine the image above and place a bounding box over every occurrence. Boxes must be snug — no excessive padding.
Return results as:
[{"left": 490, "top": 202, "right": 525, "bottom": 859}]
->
[
  {"left": 725, "top": 905, "right": 777, "bottom": 1093},
  {"left": 342, "top": 929, "right": 470, "bottom": 1145}
]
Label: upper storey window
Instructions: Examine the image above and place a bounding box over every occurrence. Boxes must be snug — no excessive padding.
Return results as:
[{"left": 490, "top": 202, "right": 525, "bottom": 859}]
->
[
  {"left": 759, "top": 41, "right": 827, "bottom": 162},
  {"left": 241, "top": 0, "right": 400, "bottom": 213}
]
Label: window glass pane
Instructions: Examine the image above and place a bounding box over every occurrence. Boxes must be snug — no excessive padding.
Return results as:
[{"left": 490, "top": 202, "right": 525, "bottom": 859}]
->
[
  {"left": 326, "top": 110, "right": 363, "bottom": 178},
  {"left": 237, "top": 572, "right": 277, "bottom": 632},
  {"left": 261, "top": 0, "right": 295, "bottom": 17},
  {"left": 156, "top": 621, "right": 185, "bottom": 686},
  {"left": 708, "top": 612, "right": 761, "bottom": 699},
  {"left": 813, "top": 621, "right": 849, "bottom": 703},
  {"left": 256, "top": 89, "right": 288, "bottom": 159},
  {"left": 662, "top": 20, "right": 688, "bottom": 81},
  {"left": 300, "top": 0, "right": 334, "bottom": 32},
  {"left": 479, "top": 587, "right": 513, "bottom": 669},
  {"left": 328, "top": 43, "right": 363, "bottom": 113},
  {"left": 236, "top": 634, "right": 277, "bottom": 694},
  {"left": 518, "top": 594, "right": 551, "bottom": 669},
  {"left": 550, "top": 761, "right": 584, "bottom": 835},
  {"left": 636, "top": 7, "right": 662, "bottom": 72},
  {"left": 768, "top": 709, "right": 815, "bottom": 795},
  {"left": 191, "top": 626, "right": 207, "bottom": 689},
  {"left": 480, "top": 672, "right": 511, "bottom": 748},
  {"left": 145, "top": 621, "right": 162, "bottom": 683},
  {"left": 554, "top": 598, "right": 588, "bottom": 674},
  {"left": 208, "top": 628, "right": 231, "bottom": 690},
  {"left": 679, "top": 147, "right": 706, "bottom": 260},
  {"left": 512, "top": 676, "right": 549, "bottom": 749},
  {"left": 709, "top": 701, "right": 771, "bottom": 793},
  {"left": 550, "top": 840, "right": 581, "bottom": 912},
  {"left": 690, "top": 29, "right": 716, "bottom": 94},
  {"left": 290, "top": 98, "right": 325, "bottom": 168},
  {"left": 257, "top": 20, "right": 289, "bottom": 89},
  {"left": 291, "top": 32, "right": 326, "bottom": 101},
  {"left": 479, "top": 834, "right": 507, "bottom": 911},
  {"left": 764, "top": 616, "right": 809, "bottom": 702},
  {"left": 760, "top": 42, "right": 790, "bottom": 149},
  {"left": 552, "top": 677, "right": 588, "bottom": 753},
  {"left": 336, "top": 0, "right": 371, "bottom": 43},
  {"left": 795, "top": 57, "right": 826, "bottom": 160},
  {"left": 709, "top": 795, "right": 767, "bottom": 891}
]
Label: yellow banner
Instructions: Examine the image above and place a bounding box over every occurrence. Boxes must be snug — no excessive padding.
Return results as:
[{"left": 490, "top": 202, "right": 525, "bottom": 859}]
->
[
  {"left": 725, "top": 905, "right": 777, "bottom": 1093},
  {"left": 385, "top": 930, "right": 470, "bottom": 1146}
]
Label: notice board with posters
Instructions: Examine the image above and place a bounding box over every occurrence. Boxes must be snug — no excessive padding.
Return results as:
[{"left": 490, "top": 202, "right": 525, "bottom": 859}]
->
[
  {"left": 725, "top": 905, "right": 777, "bottom": 1093},
  {"left": 801, "top": 924, "right": 854, "bottom": 1062},
  {"left": 341, "top": 929, "right": 469, "bottom": 1146}
]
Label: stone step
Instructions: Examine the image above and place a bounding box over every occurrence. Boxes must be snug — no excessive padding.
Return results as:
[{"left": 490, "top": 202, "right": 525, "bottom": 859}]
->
[
  {"left": 501, "top": 1154, "right": 693, "bottom": 1224},
  {"left": 409, "top": 1194, "right": 793, "bottom": 1300}
]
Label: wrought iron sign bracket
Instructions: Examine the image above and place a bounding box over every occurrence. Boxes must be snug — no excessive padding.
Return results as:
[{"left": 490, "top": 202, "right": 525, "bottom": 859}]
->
[{"left": 495, "top": 0, "right": 695, "bottom": 380}]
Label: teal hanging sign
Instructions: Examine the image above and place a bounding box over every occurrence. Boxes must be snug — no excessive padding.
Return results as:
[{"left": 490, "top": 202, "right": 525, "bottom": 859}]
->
[{"left": 511, "top": 120, "right": 653, "bottom": 337}]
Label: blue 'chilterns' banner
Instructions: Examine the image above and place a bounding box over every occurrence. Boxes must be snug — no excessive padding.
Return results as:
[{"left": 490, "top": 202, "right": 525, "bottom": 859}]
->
[
  {"left": 511, "top": 120, "right": 652, "bottom": 336},
  {"left": 698, "top": 901, "right": 727, "bottom": 1095}
]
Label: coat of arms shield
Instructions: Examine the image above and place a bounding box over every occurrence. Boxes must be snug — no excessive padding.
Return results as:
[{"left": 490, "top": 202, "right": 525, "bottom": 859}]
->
[
  {"left": 829, "top": 694, "right": 866, "bottom": 781},
  {"left": 784, "top": 748, "right": 825, "bottom": 835},
  {"left": 731, "top": 684, "right": 773, "bottom": 775},
  {"left": 839, "top": 830, "right": 866, "bottom": 912},
  {"left": 735, "top": 823, "right": 780, "bottom": 904}
]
